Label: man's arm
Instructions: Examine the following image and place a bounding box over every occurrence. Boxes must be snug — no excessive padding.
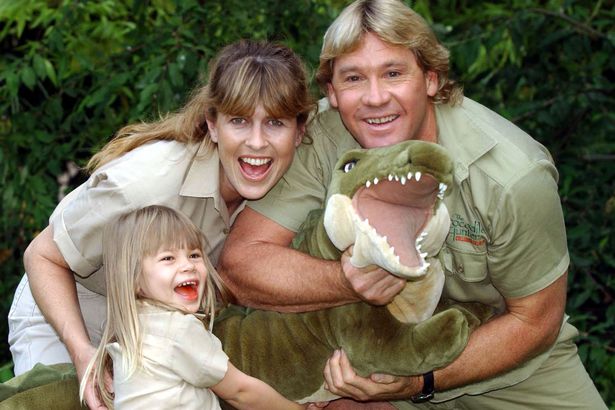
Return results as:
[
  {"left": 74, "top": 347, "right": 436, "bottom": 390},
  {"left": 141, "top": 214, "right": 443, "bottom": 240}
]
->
[
  {"left": 24, "top": 225, "right": 107, "bottom": 409},
  {"left": 322, "top": 272, "right": 567, "bottom": 400},
  {"left": 218, "top": 208, "right": 406, "bottom": 312}
]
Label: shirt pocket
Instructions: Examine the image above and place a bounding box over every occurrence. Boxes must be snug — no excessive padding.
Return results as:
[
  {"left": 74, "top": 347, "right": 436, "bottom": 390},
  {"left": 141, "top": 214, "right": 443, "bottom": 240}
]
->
[{"left": 441, "top": 246, "right": 488, "bottom": 283}]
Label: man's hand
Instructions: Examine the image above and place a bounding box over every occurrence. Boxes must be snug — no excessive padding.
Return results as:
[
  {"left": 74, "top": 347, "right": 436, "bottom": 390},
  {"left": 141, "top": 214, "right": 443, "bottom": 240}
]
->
[
  {"left": 74, "top": 344, "right": 111, "bottom": 409},
  {"left": 340, "top": 247, "right": 406, "bottom": 306},
  {"left": 323, "top": 349, "right": 420, "bottom": 401}
]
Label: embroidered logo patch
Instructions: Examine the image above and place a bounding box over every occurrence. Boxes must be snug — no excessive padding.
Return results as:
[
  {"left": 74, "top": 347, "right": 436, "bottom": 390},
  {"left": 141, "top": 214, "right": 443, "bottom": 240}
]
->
[{"left": 449, "top": 213, "right": 485, "bottom": 246}]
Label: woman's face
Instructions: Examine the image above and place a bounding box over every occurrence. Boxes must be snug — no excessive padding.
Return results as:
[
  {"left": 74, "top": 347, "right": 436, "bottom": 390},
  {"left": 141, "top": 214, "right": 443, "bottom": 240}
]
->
[{"left": 207, "top": 104, "right": 304, "bottom": 202}]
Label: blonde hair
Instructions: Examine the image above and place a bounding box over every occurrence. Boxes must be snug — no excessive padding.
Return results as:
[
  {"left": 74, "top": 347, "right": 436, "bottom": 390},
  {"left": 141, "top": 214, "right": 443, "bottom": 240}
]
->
[
  {"left": 88, "top": 40, "right": 315, "bottom": 171},
  {"left": 80, "top": 205, "right": 225, "bottom": 408},
  {"left": 316, "top": 0, "right": 463, "bottom": 105}
]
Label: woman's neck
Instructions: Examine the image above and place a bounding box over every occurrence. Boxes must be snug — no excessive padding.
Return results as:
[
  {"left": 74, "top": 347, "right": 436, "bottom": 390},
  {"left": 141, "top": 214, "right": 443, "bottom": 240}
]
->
[{"left": 219, "top": 169, "right": 243, "bottom": 215}]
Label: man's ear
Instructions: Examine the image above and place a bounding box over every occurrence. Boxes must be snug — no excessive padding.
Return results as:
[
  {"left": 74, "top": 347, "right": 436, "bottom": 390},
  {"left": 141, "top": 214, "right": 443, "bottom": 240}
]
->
[
  {"left": 295, "top": 123, "right": 306, "bottom": 147},
  {"left": 426, "top": 71, "right": 438, "bottom": 98},
  {"left": 205, "top": 118, "right": 218, "bottom": 143},
  {"left": 327, "top": 82, "right": 339, "bottom": 108}
]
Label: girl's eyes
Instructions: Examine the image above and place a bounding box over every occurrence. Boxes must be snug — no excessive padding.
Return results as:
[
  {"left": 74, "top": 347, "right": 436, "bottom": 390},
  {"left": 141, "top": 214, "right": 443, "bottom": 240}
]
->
[
  {"left": 189, "top": 252, "right": 202, "bottom": 259},
  {"left": 160, "top": 255, "right": 174, "bottom": 262}
]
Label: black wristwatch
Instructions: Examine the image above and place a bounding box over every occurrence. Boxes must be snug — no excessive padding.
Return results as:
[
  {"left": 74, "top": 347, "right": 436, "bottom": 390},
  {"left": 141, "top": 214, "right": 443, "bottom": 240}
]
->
[{"left": 411, "top": 371, "right": 435, "bottom": 403}]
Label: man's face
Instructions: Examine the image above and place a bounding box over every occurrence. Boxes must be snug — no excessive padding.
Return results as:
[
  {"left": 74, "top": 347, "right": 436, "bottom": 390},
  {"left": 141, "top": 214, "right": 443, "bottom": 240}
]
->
[{"left": 327, "top": 32, "right": 438, "bottom": 148}]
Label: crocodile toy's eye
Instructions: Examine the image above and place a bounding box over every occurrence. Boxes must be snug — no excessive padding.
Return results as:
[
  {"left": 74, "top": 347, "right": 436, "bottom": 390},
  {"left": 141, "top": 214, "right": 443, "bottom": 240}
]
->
[{"left": 342, "top": 161, "right": 356, "bottom": 173}]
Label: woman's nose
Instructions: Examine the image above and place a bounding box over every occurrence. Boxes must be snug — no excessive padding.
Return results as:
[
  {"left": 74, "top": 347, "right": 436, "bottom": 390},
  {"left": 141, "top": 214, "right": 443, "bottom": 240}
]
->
[{"left": 245, "top": 125, "right": 268, "bottom": 150}]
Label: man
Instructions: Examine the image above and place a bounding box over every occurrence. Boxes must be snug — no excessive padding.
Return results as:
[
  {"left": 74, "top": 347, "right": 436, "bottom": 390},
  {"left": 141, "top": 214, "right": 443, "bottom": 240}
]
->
[{"left": 219, "top": 0, "right": 607, "bottom": 408}]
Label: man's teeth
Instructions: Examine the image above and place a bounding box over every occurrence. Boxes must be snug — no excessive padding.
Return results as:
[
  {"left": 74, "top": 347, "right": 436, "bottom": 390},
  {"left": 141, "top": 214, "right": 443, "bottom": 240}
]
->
[
  {"left": 366, "top": 115, "right": 397, "bottom": 125},
  {"left": 241, "top": 157, "right": 271, "bottom": 166}
]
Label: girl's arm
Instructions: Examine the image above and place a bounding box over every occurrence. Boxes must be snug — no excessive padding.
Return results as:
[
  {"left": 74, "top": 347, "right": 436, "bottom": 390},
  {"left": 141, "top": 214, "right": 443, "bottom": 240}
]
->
[{"left": 211, "top": 362, "right": 306, "bottom": 410}]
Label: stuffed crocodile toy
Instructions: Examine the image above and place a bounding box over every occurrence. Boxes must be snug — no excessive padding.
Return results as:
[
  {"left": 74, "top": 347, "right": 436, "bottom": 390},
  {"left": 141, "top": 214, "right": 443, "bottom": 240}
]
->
[
  {"left": 213, "top": 140, "right": 493, "bottom": 403},
  {"left": 0, "top": 140, "right": 492, "bottom": 407}
]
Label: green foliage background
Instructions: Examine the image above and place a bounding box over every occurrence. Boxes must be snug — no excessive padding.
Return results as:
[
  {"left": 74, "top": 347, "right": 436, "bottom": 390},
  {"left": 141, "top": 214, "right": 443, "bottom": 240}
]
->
[{"left": 1, "top": 0, "right": 613, "bottom": 405}]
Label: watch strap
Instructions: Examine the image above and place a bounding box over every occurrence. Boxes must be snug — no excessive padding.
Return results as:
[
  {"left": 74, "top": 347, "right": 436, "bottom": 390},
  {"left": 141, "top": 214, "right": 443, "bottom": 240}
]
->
[{"left": 410, "top": 371, "right": 435, "bottom": 403}]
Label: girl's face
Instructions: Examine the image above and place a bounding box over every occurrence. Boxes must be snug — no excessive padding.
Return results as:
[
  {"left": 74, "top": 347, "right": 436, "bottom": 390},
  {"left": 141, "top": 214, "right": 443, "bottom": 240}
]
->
[
  {"left": 139, "top": 246, "right": 207, "bottom": 313},
  {"left": 207, "top": 104, "right": 304, "bottom": 202}
]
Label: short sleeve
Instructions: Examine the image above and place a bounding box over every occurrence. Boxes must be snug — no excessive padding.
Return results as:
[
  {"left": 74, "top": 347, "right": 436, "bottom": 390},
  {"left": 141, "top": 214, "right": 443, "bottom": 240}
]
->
[
  {"left": 249, "top": 141, "right": 328, "bottom": 232},
  {"left": 169, "top": 315, "right": 229, "bottom": 387},
  {"left": 51, "top": 173, "right": 131, "bottom": 277},
  {"left": 487, "top": 161, "right": 569, "bottom": 298}
]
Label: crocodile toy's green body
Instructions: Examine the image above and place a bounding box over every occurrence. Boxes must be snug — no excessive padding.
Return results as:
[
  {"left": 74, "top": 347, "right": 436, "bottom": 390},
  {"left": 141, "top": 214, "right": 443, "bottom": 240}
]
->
[{"left": 214, "top": 140, "right": 492, "bottom": 403}]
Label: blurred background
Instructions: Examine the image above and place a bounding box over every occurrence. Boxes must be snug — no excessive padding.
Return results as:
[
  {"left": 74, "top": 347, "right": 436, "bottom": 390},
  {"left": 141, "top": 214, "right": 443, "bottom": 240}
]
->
[{"left": 1, "top": 0, "right": 613, "bottom": 406}]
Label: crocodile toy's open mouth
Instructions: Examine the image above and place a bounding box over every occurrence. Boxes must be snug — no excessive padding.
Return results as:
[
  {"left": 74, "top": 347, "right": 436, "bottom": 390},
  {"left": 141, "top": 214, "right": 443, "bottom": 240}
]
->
[{"left": 351, "top": 171, "right": 442, "bottom": 270}]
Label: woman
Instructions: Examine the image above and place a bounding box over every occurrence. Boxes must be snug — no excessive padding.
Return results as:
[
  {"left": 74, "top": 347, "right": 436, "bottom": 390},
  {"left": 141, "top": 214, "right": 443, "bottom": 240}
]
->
[{"left": 8, "top": 39, "right": 314, "bottom": 408}]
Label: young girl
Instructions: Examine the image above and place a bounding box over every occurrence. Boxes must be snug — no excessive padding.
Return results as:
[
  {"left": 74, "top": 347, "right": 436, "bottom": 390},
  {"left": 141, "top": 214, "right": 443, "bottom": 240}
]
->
[{"left": 81, "top": 205, "right": 306, "bottom": 409}]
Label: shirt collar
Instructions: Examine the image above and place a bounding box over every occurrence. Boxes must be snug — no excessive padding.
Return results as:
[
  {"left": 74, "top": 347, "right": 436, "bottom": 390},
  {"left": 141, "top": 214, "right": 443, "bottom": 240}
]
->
[
  {"left": 435, "top": 98, "right": 497, "bottom": 182},
  {"left": 180, "top": 141, "right": 247, "bottom": 223},
  {"left": 180, "top": 141, "right": 219, "bottom": 199}
]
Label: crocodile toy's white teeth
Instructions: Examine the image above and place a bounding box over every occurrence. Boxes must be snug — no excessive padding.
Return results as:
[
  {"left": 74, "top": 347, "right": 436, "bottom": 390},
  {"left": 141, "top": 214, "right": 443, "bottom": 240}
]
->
[
  {"left": 407, "top": 172, "right": 413, "bottom": 180},
  {"left": 420, "top": 252, "right": 428, "bottom": 259},
  {"left": 415, "top": 171, "right": 422, "bottom": 181},
  {"left": 437, "top": 192, "right": 444, "bottom": 200},
  {"left": 394, "top": 175, "right": 399, "bottom": 181},
  {"left": 439, "top": 183, "right": 447, "bottom": 193},
  {"left": 420, "top": 231, "right": 428, "bottom": 239},
  {"left": 416, "top": 244, "right": 422, "bottom": 251},
  {"left": 401, "top": 176, "right": 407, "bottom": 185},
  {"left": 373, "top": 177, "right": 379, "bottom": 185},
  {"left": 388, "top": 174, "right": 393, "bottom": 181},
  {"left": 395, "top": 255, "right": 401, "bottom": 264},
  {"left": 366, "top": 180, "right": 371, "bottom": 188}
]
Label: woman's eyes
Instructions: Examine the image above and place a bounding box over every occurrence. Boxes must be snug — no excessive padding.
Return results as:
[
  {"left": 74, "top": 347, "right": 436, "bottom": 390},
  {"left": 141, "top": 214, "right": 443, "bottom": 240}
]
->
[
  {"left": 268, "top": 119, "right": 284, "bottom": 127},
  {"left": 230, "top": 117, "right": 247, "bottom": 125}
]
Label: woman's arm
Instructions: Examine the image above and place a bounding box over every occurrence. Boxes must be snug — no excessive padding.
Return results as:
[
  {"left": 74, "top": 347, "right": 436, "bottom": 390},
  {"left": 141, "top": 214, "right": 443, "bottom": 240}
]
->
[
  {"left": 212, "top": 362, "right": 306, "bottom": 410},
  {"left": 23, "top": 225, "right": 106, "bottom": 409}
]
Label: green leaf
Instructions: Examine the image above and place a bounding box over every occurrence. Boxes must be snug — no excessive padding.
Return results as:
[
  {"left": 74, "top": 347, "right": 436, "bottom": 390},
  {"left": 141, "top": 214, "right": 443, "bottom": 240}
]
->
[{"left": 20, "top": 66, "right": 36, "bottom": 89}]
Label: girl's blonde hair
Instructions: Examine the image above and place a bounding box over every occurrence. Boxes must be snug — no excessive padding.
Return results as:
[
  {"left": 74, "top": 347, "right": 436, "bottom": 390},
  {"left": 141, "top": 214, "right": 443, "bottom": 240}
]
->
[
  {"left": 80, "top": 205, "right": 225, "bottom": 408},
  {"left": 316, "top": 0, "right": 463, "bottom": 105},
  {"left": 87, "top": 39, "right": 315, "bottom": 171}
]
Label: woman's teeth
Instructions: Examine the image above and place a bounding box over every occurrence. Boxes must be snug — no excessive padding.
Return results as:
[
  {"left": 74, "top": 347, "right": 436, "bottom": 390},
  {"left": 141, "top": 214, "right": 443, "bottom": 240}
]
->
[{"left": 241, "top": 157, "right": 271, "bottom": 166}]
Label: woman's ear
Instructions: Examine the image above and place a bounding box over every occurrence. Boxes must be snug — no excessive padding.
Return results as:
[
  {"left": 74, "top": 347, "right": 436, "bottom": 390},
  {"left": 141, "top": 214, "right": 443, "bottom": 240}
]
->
[{"left": 205, "top": 118, "right": 218, "bottom": 143}]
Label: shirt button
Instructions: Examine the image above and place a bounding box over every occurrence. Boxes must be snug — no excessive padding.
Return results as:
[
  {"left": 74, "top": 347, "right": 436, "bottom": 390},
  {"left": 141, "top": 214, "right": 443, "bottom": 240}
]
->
[
  {"left": 223, "top": 228, "right": 230, "bottom": 234},
  {"left": 456, "top": 264, "right": 464, "bottom": 274}
]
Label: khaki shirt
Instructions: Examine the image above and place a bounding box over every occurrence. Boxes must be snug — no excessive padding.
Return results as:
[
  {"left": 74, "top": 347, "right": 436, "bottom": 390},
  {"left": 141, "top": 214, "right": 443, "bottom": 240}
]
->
[
  {"left": 50, "top": 140, "right": 245, "bottom": 295},
  {"left": 108, "top": 303, "right": 228, "bottom": 409},
  {"left": 250, "top": 98, "right": 575, "bottom": 399}
]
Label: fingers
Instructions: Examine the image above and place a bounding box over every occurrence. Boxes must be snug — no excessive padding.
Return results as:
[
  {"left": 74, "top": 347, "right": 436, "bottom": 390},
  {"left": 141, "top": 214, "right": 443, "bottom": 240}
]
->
[
  {"left": 323, "top": 350, "right": 416, "bottom": 402},
  {"left": 324, "top": 350, "right": 369, "bottom": 400},
  {"left": 341, "top": 255, "right": 406, "bottom": 305}
]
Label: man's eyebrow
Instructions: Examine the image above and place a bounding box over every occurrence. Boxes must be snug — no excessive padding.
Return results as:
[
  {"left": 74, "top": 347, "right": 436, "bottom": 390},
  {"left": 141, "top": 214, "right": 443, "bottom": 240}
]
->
[{"left": 335, "top": 60, "right": 410, "bottom": 75}]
